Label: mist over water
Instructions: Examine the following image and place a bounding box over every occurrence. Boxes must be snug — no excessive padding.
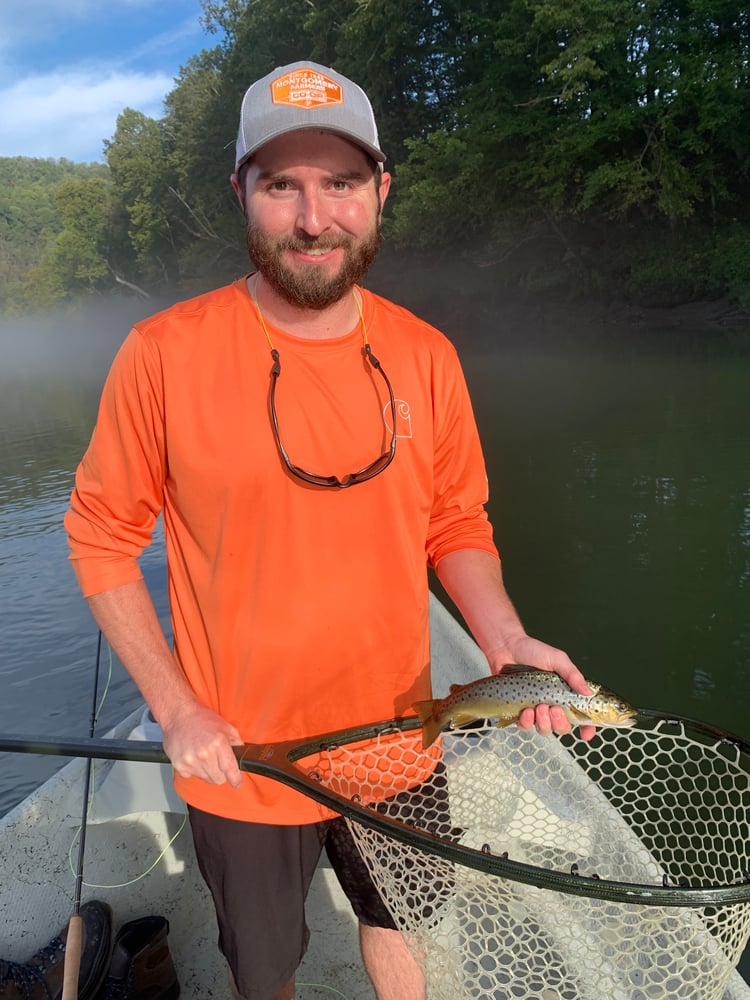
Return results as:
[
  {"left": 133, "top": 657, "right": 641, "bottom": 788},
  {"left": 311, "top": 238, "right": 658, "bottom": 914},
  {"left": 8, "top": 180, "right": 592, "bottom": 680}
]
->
[
  {"left": 0, "top": 298, "right": 175, "bottom": 813},
  {"left": 0, "top": 297, "right": 178, "bottom": 380}
]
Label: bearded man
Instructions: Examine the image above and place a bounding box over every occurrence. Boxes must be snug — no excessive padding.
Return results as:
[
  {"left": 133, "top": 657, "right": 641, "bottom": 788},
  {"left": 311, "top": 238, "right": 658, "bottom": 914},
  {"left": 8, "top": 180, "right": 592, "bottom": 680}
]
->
[{"left": 66, "top": 61, "right": 592, "bottom": 1000}]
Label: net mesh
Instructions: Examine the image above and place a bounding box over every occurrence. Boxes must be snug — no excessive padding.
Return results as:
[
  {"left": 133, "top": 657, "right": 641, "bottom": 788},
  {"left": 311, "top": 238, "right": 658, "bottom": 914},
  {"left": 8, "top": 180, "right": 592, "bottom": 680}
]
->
[{"left": 309, "top": 715, "right": 750, "bottom": 1000}]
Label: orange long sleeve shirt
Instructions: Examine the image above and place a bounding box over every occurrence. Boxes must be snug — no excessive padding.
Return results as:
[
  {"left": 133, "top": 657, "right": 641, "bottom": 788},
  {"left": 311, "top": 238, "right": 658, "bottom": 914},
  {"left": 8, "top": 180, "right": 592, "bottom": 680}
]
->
[{"left": 65, "top": 277, "right": 498, "bottom": 822}]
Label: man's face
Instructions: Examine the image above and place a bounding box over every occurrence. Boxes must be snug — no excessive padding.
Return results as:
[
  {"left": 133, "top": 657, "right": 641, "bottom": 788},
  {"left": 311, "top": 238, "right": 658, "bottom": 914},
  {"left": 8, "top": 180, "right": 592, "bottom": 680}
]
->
[{"left": 233, "top": 131, "right": 391, "bottom": 310}]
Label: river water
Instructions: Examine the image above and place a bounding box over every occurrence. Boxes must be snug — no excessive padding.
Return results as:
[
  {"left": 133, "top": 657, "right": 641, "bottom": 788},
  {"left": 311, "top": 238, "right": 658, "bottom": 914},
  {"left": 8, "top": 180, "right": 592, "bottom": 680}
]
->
[
  {"left": 1, "top": 303, "right": 749, "bottom": 972},
  {"left": 0, "top": 304, "right": 171, "bottom": 812}
]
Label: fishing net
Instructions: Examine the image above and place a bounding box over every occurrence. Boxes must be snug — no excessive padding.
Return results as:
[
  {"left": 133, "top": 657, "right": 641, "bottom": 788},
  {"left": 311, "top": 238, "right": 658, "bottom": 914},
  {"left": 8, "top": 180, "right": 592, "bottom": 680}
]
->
[{"left": 311, "top": 711, "right": 750, "bottom": 1000}]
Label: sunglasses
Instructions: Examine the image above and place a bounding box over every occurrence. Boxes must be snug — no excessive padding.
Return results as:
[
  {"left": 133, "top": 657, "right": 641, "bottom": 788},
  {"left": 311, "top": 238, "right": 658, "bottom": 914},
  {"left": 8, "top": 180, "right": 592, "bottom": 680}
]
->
[{"left": 268, "top": 343, "right": 397, "bottom": 488}]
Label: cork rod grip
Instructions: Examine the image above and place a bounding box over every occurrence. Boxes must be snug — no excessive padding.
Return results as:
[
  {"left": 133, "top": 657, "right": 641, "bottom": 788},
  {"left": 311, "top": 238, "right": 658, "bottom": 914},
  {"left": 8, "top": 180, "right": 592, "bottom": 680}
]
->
[{"left": 61, "top": 914, "right": 82, "bottom": 1000}]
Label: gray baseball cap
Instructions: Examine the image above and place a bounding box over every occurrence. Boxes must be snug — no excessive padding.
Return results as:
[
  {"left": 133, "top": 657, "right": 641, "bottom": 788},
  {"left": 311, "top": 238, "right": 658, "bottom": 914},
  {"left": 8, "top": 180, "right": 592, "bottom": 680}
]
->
[{"left": 235, "top": 61, "right": 385, "bottom": 171}]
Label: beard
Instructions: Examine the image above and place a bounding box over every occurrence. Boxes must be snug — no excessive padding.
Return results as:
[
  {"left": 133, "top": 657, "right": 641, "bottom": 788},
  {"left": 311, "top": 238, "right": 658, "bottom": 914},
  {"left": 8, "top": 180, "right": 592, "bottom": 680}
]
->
[{"left": 245, "top": 219, "right": 383, "bottom": 310}]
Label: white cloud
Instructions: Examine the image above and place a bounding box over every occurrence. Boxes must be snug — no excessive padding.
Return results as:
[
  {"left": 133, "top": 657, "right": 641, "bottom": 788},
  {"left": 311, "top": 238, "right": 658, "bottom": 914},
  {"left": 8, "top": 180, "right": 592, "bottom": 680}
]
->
[
  {"left": 128, "top": 15, "right": 206, "bottom": 66},
  {"left": 0, "top": 1, "right": 209, "bottom": 161},
  {"left": 0, "top": 0, "right": 162, "bottom": 51},
  {"left": 0, "top": 68, "right": 174, "bottom": 162}
]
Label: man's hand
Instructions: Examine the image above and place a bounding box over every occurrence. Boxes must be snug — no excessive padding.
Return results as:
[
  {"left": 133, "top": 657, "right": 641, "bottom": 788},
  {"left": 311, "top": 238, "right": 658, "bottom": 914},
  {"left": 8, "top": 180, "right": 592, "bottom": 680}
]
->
[
  {"left": 161, "top": 704, "right": 244, "bottom": 788},
  {"left": 488, "top": 634, "right": 597, "bottom": 742}
]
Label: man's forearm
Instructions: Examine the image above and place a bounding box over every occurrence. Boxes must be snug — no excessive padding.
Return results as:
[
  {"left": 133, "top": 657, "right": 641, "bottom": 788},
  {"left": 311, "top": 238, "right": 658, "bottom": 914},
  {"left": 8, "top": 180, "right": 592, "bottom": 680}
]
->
[
  {"left": 435, "top": 549, "right": 526, "bottom": 662},
  {"left": 86, "top": 578, "right": 201, "bottom": 729}
]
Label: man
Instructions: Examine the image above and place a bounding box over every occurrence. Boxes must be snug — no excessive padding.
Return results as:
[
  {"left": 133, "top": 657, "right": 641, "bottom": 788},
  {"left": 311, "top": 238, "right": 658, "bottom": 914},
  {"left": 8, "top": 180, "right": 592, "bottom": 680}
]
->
[{"left": 65, "top": 61, "right": 593, "bottom": 1000}]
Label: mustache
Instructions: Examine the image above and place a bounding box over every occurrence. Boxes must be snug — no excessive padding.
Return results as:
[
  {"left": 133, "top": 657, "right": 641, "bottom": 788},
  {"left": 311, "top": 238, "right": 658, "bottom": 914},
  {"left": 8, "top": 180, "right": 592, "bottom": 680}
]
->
[{"left": 277, "top": 234, "right": 353, "bottom": 253}]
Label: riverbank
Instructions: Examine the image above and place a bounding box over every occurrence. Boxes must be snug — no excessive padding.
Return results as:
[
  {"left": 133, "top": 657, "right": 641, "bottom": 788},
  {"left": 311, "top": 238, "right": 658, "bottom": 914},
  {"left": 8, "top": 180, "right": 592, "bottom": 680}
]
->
[
  {"left": 459, "top": 294, "right": 750, "bottom": 349},
  {"left": 365, "top": 250, "right": 750, "bottom": 350},
  {"left": 4, "top": 258, "right": 750, "bottom": 354}
]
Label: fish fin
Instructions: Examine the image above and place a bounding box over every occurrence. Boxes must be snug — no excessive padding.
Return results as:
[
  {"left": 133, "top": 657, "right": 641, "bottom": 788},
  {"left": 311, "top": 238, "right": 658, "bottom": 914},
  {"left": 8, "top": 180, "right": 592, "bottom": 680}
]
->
[
  {"left": 420, "top": 718, "right": 444, "bottom": 749},
  {"left": 450, "top": 709, "right": 485, "bottom": 726},
  {"left": 412, "top": 699, "right": 434, "bottom": 724},
  {"left": 412, "top": 700, "right": 443, "bottom": 750},
  {"left": 498, "top": 664, "right": 545, "bottom": 676},
  {"left": 494, "top": 717, "right": 518, "bottom": 729},
  {"left": 448, "top": 683, "right": 464, "bottom": 694},
  {"left": 567, "top": 706, "right": 592, "bottom": 725}
]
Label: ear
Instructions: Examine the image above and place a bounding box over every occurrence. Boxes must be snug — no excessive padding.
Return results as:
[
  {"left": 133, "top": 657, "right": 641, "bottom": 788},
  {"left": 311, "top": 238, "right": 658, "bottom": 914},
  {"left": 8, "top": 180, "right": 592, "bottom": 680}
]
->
[
  {"left": 230, "top": 172, "right": 244, "bottom": 207},
  {"left": 378, "top": 170, "right": 392, "bottom": 215}
]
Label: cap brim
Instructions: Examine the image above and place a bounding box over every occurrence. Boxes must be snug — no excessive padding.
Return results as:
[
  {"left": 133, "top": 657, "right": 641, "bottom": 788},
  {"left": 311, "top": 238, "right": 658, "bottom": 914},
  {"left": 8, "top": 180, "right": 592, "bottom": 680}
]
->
[{"left": 235, "top": 123, "right": 385, "bottom": 171}]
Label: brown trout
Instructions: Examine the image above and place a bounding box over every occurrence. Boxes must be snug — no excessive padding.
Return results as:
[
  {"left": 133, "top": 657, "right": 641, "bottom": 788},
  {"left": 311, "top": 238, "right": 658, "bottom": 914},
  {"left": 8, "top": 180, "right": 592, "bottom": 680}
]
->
[{"left": 413, "top": 665, "right": 637, "bottom": 749}]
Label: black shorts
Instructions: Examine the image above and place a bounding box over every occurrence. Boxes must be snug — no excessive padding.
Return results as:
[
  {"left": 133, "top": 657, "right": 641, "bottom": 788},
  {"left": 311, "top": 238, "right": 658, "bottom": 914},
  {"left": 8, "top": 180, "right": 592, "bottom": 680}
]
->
[{"left": 188, "top": 807, "right": 396, "bottom": 1000}]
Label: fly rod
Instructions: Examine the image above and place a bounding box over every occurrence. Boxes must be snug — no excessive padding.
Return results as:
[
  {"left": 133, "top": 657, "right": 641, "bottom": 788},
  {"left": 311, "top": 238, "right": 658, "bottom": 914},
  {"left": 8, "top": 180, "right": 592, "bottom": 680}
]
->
[{"left": 61, "top": 631, "right": 104, "bottom": 1000}]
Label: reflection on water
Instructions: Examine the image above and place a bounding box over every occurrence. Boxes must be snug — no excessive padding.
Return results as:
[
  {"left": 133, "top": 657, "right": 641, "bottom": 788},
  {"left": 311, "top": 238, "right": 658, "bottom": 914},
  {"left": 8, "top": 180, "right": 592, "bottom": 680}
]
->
[
  {"left": 0, "top": 391, "right": 169, "bottom": 810},
  {"left": 0, "top": 305, "right": 170, "bottom": 814},
  {"left": 458, "top": 343, "right": 750, "bottom": 741}
]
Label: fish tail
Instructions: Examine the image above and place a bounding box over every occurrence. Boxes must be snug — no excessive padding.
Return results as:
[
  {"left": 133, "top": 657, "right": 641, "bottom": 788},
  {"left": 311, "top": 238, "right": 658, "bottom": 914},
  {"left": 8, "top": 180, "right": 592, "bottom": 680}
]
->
[{"left": 412, "top": 699, "right": 444, "bottom": 750}]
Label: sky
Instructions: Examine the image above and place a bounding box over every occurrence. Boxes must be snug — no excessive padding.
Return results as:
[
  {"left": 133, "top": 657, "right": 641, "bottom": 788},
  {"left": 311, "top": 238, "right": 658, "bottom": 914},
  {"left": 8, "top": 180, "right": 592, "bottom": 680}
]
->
[{"left": 0, "top": 0, "right": 214, "bottom": 163}]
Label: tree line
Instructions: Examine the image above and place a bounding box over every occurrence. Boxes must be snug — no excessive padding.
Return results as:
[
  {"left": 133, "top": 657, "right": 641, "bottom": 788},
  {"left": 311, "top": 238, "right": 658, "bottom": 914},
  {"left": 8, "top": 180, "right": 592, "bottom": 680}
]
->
[{"left": 3, "top": 0, "right": 750, "bottom": 318}]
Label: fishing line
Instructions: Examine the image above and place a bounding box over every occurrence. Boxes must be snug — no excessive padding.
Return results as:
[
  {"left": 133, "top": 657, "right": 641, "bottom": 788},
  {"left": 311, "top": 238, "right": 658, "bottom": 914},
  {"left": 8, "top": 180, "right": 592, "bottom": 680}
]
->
[
  {"left": 94, "top": 638, "right": 114, "bottom": 716},
  {"left": 66, "top": 635, "right": 188, "bottom": 890},
  {"left": 297, "top": 984, "right": 353, "bottom": 999},
  {"left": 67, "top": 810, "right": 188, "bottom": 891}
]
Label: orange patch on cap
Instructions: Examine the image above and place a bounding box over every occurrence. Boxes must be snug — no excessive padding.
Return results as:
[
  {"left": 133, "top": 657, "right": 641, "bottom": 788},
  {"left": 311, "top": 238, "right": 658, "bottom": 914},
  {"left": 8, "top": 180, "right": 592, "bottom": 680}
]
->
[{"left": 270, "top": 68, "right": 344, "bottom": 109}]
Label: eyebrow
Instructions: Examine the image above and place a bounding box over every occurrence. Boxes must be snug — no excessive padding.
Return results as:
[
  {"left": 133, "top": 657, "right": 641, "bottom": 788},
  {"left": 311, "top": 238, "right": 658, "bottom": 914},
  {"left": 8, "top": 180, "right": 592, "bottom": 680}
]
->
[{"left": 254, "top": 169, "right": 371, "bottom": 185}]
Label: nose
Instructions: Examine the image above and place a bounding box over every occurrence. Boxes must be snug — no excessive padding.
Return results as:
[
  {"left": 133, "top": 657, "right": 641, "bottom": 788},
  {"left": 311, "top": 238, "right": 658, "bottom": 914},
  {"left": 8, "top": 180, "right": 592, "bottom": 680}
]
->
[{"left": 295, "top": 187, "right": 331, "bottom": 237}]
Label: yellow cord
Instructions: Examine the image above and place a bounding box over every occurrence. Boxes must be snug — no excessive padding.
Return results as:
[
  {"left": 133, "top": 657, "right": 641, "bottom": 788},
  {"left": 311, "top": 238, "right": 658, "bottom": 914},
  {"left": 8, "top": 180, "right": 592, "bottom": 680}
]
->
[
  {"left": 249, "top": 275, "right": 276, "bottom": 351},
  {"left": 249, "top": 275, "right": 369, "bottom": 350}
]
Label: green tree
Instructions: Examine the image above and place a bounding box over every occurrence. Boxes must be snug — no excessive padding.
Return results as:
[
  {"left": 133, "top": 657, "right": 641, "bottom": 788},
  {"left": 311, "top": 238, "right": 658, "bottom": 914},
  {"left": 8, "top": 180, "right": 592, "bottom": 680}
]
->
[
  {"left": 0, "top": 157, "right": 110, "bottom": 314},
  {"left": 390, "top": 0, "right": 750, "bottom": 299},
  {"left": 530, "top": 0, "right": 750, "bottom": 225},
  {"left": 163, "top": 49, "right": 247, "bottom": 281},
  {"left": 105, "top": 109, "right": 180, "bottom": 284},
  {"left": 11, "top": 0, "right": 746, "bottom": 311},
  {"left": 23, "top": 176, "right": 113, "bottom": 308}
]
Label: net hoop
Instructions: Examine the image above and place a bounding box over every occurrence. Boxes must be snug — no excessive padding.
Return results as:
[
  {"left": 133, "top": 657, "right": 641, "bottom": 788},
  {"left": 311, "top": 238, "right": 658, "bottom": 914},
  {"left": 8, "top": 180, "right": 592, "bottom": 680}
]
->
[
  {"left": 330, "top": 709, "right": 750, "bottom": 1000},
  {"left": 286, "top": 708, "right": 750, "bottom": 908}
]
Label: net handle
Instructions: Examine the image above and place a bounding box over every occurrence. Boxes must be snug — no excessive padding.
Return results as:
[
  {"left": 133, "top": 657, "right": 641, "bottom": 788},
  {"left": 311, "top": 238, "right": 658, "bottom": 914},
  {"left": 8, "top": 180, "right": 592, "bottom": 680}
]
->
[{"left": 3, "top": 714, "right": 750, "bottom": 907}]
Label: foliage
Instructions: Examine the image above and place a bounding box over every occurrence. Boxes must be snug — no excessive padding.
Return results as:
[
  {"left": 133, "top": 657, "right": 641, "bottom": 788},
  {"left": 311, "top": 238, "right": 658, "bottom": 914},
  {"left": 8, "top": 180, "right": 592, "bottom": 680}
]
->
[
  {"left": 104, "top": 109, "right": 181, "bottom": 284},
  {"left": 4, "top": 0, "right": 750, "bottom": 315},
  {"left": 27, "top": 176, "right": 114, "bottom": 308},
  {"left": 707, "top": 224, "right": 750, "bottom": 307},
  {"left": 0, "top": 158, "right": 108, "bottom": 314}
]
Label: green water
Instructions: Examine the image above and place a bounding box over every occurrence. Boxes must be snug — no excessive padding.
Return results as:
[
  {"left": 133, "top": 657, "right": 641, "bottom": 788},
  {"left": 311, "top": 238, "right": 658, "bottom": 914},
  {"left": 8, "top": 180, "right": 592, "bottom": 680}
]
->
[{"left": 457, "top": 338, "right": 749, "bottom": 743}]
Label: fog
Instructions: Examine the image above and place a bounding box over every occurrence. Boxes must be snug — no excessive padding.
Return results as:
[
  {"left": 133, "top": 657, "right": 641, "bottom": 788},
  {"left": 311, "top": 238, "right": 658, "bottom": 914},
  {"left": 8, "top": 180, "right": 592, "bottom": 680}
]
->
[{"left": 0, "top": 295, "right": 180, "bottom": 383}]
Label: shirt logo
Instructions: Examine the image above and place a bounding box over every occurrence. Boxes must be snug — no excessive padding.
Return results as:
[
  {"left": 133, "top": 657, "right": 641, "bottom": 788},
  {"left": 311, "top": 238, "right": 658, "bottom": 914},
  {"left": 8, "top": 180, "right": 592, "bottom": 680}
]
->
[
  {"left": 384, "top": 399, "right": 413, "bottom": 439},
  {"left": 270, "top": 69, "right": 344, "bottom": 109}
]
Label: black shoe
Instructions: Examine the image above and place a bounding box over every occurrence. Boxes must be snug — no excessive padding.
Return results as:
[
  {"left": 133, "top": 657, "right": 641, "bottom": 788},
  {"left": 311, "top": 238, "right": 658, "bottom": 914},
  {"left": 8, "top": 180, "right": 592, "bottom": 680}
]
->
[
  {"left": 0, "top": 900, "right": 112, "bottom": 1000},
  {"left": 98, "top": 917, "right": 179, "bottom": 1000}
]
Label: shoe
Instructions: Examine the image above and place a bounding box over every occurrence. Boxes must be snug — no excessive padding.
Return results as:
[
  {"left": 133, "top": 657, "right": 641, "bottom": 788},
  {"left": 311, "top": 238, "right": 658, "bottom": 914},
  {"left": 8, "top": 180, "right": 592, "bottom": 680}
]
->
[
  {"left": 97, "top": 917, "right": 179, "bottom": 1000},
  {"left": 0, "top": 900, "right": 112, "bottom": 1000}
]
